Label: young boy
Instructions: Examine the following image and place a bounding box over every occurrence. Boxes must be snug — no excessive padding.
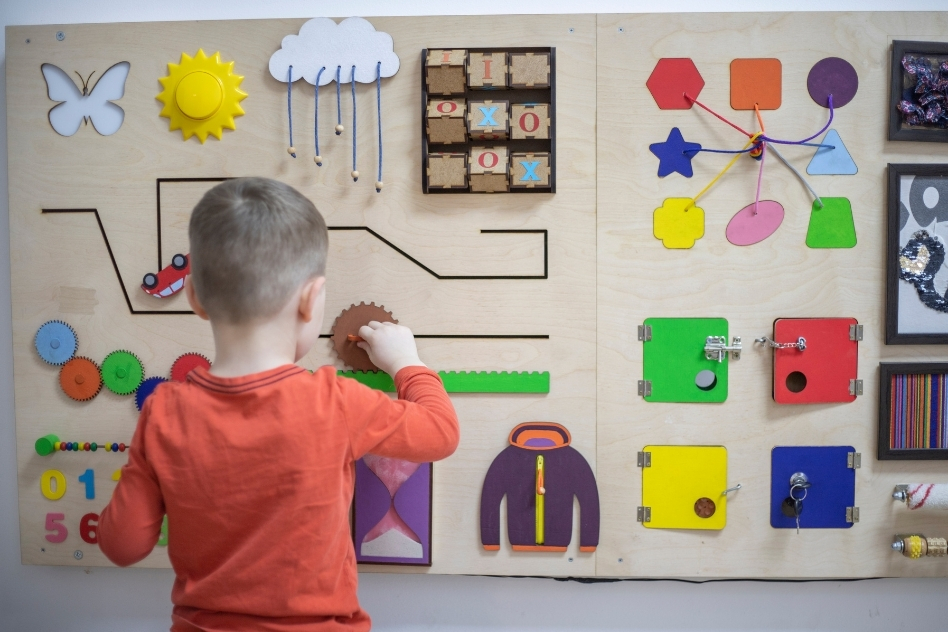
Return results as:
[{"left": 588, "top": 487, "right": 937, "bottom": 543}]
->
[{"left": 99, "top": 177, "right": 460, "bottom": 631}]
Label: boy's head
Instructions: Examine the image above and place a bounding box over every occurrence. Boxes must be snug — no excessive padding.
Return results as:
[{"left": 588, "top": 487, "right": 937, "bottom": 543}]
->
[{"left": 188, "top": 177, "right": 328, "bottom": 324}]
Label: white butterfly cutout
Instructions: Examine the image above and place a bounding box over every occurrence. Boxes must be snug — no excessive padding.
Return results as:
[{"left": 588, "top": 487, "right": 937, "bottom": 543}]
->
[{"left": 41, "top": 61, "right": 130, "bottom": 136}]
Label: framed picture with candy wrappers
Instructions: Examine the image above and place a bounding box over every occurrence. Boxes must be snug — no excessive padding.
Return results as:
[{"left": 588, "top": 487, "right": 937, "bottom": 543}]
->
[{"left": 889, "top": 40, "right": 948, "bottom": 142}]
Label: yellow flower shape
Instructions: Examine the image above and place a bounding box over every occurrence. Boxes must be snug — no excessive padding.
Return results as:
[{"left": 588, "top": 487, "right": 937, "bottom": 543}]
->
[
  {"left": 654, "top": 198, "right": 705, "bottom": 249},
  {"left": 157, "top": 49, "right": 247, "bottom": 143}
]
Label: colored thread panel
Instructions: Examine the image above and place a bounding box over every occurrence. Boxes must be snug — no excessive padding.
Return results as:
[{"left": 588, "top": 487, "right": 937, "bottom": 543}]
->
[
  {"left": 889, "top": 373, "right": 948, "bottom": 450},
  {"left": 337, "top": 370, "right": 550, "bottom": 393},
  {"left": 654, "top": 199, "right": 704, "bottom": 249},
  {"left": 646, "top": 58, "right": 705, "bottom": 110},
  {"left": 641, "top": 446, "right": 728, "bottom": 530},
  {"left": 806, "top": 130, "right": 857, "bottom": 175},
  {"left": 805, "top": 197, "right": 856, "bottom": 248},
  {"left": 772, "top": 318, "right": 858, "bottom": 404},
  {"left": 770, "top": 446, "right": 856, "bottom": 529},
  {"left": 40, "top": 470, "right": 67, "bottom": 500},
  {"left": 642, "top": 318, "right": 729, "bottom": 403},
  {"left": 730, "top": 58, "right": 782, "bottom": 110}
]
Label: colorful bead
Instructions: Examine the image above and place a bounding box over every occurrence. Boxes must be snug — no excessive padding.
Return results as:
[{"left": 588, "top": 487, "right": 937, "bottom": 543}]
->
[
  {"left": 83, "top": 442, "right": 91, "bottom": 451},
  {"left": 112, "top": 443, "right": 119, "bottom": 452},
  {"left": 105, "top": 443, "right": 111, "bottom": 452},
  {"left": 119, "top": 443, "right": 126, "bottom": 452},
  {"left": 91, "top": 442, "right": 97, "bottom": 451}
]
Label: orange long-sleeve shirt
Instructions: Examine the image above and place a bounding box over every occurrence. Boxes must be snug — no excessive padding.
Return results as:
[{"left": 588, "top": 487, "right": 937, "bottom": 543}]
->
[{"left": 98, "top": 364, "right": 459, "bottom": 632}]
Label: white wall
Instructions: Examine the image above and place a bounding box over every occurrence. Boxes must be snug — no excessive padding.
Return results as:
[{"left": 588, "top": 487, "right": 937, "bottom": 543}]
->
[{"left": 3, "top": 1, "right": 948, "bottom": 631}]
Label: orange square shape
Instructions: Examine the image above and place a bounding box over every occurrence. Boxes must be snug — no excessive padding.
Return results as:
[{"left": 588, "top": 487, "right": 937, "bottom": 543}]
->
[
  {"left": 772, "top": 318, "right": 857, "bottom": 404},
  {"left": 730, "top": 58, "right": 782, "bottom": 110}
]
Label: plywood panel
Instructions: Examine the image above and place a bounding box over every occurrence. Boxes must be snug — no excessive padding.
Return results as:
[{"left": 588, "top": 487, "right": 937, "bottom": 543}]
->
[
  {"left": 597, "top": 12, "right": 948, "bottom": 578},
  {"left": 7, "top": 14, "right": 597, "bottom": 575}
]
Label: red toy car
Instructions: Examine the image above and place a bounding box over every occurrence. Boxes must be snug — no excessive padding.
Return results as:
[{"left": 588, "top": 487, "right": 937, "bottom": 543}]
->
[{"left": 141, "top": 253, "right": 189, "bottom": 298}]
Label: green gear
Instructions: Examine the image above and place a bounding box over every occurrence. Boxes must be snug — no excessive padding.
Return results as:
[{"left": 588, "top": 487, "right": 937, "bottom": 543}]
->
[{"left": 100, "top": 350, "right": 144, "bottom": 395}]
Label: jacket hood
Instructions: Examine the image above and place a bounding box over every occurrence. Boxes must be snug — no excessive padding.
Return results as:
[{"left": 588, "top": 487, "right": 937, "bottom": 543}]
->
[{"left": 508, "top": 422, "right": 571, "bottom": 450}]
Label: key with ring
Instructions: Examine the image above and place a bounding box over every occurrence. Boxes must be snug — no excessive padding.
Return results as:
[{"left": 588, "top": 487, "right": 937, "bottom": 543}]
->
[{"left": 782, "top": 472, "right": 810, "bottom": 533}]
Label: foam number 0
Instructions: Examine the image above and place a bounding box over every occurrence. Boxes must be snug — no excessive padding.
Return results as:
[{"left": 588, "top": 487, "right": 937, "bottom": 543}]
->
[
  {"left": 78, "top": 468, "right": 95, "bottom": 500},
  {"left": 79, "top": 513, "right": 99, "bottom": 545},
  {"left": 44, "top": 513, "right": 68, "bottom": 543},
  {"left": 40, "top": 469, "right": 67, "bottom": 500}
]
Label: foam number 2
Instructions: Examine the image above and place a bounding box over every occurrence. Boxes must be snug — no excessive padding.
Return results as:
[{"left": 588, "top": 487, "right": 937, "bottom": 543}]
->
[
  {"left": 45, "top": 513, "right": 68, "bottom": 543},
  {"left": 80, "top": 513, "right": 99, "bottom": 544},
  {"left": 78, "top": 468, "right": 95, "bottom": 499},
  {"left": 40, "top": 469, "right": 66, "bottom": 500}
]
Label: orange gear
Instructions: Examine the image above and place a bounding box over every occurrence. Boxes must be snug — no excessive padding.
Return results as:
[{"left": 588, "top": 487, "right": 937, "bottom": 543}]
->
[
  {"left": 59, "top": 356, "right": 102, "bottom": 401},
  {"left": 330, "top": 302, "right": 397, "bottom": 371}
]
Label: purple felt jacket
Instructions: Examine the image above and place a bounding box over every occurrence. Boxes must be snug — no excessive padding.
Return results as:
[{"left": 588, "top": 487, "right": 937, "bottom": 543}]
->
[{"left": 480, "top": 422, "right": 600, "bottom": 551}]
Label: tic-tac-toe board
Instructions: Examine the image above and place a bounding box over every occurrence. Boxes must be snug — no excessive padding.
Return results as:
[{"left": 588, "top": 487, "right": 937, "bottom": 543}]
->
[{"left": 8, "top": 12, "right": 948, "bottom": 579}]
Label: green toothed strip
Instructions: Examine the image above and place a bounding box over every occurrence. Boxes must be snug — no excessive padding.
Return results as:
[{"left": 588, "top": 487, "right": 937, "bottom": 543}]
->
[{"left": 337, "top": 370, "right": 550, "bottom": 393}]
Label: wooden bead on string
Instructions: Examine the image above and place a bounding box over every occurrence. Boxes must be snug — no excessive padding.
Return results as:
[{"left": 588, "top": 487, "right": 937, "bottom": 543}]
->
[
  {"left": 335, "top": 124, "right": 344, "bottom": 135},
  {"left": 351, "top": 170, "right": 359, "bottom": 182},
  {"left": 314, "top": 156, "right": 323, "bottom": 166},
  {"left": 375, "top": 181, "right": 384, "bottom": 193},
  {"left": 287, "top": 146, "right": 296, "bottom": 158}
]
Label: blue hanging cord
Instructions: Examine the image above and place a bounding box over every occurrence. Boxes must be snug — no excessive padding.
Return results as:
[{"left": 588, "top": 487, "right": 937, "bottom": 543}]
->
[
  {"left": 351, "top": 65, "right": 358, "bottom": 182},
  {"left": 314, "top": 66, "right": 325, "bottom": 166},
  {"left": 376, "top": 62, "right": 383, "bottom": 192},
  {"left": 286, "top": 66, "right": 296, "bottom": 158},
  {"left": 335, "top": 66, "right": 343, "bottom": 135}
]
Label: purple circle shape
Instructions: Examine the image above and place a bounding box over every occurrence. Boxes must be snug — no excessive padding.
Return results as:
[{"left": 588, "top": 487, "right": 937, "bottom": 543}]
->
[{"left": 807, "top": 57, "right": 858, "bottom": 108}]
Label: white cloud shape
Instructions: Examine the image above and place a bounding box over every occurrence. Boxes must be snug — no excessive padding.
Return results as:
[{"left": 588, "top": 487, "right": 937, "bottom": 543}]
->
[{"left": 269, "top": 17, "right": 400, "bottom": 85}]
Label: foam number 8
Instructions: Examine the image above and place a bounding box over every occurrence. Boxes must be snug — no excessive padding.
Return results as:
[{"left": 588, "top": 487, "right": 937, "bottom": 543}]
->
[
  {"left": 40, "top": 469, "right": 66, "bottom": 500},
  {"left": 44, "top": 513, "right": 67, "bottom": 543},
  {"left": 80, "top": 513, "right": 99, "bottom": 544}
]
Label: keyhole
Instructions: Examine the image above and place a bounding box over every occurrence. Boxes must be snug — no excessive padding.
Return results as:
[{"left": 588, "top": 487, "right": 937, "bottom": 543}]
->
[{"left": 786, "top": 371, "right": 807, "bottom": 393}]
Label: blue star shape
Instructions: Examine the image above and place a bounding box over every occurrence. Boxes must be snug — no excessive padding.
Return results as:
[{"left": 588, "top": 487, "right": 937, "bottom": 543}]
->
[{"left": 649, "top": 127, "right": 702, "bottom": 178}]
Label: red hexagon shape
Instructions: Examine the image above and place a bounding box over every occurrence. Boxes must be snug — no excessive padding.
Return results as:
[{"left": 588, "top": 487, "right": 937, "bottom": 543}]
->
[{"left": 646, "top": 58, "right": 705, "bottom": 110}]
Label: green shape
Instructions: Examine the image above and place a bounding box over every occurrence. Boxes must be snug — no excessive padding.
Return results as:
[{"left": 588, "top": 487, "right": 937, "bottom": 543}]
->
[
  {"left": 35, "top": 434, "right": 59, "bottom": 456},
  {"left": 642, "top": 317, "right": 728, "bottom": 403},
  {"left": 101, "top": 350, "right": 144, "bottom": 395},
  {"left": 337, "top": 370, "right": 550, "bottom": 393},
  {"left": 157, "top": 515, "right": 168, "bottom": 547},
  {"left": 805, "top": 197, "right": 856, "bottom": 248}
]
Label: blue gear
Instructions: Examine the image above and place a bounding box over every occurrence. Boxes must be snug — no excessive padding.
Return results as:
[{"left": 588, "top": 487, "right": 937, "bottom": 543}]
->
[
  {"left": 34, "top": 320, "right": 77, "bottom": 365},
  {"left": 135, "top": 376, "right": 168, "bottom": 411}
]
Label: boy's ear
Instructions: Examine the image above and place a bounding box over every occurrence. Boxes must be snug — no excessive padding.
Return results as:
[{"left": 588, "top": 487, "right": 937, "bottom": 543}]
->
[
  {"left": 299, "top": 276, "right": 326, "bottom": 322},
  {"left": 185, "top": 276, "right": 210, "bottom": 321}
]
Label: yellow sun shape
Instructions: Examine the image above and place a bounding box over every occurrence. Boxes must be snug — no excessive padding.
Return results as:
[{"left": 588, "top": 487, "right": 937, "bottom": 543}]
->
[{"left": 157, "top": 49, "right": 247, "bottom": 143}]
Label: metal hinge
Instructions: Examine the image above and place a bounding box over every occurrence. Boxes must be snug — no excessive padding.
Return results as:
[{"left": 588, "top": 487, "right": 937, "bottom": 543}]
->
[
  {"left": 637, "top": 506, "right": 651, "bottom": 523},
  {"left": 846, "top": 507, "right": 860, "bottom": 523},
  {"left": 847, "top": 452, "right": 861, "bottom": 469},
  {"left": 637, "top": 380, "right": 651, "bottom": 397},
  {"left": 849, "top": 324, "right": 863, "bottom": 341},
  {"left": 705, "top": 336, "right": 742, "bottom": 362},
  {"left": 638, "top": 325, "right": 651, "bottom": 341},
  {"left": 849, "top": 379, "right": 863, "bottom": 396},
  {"left": 637, "top": 451, "right": 651, "bottom": 467}
]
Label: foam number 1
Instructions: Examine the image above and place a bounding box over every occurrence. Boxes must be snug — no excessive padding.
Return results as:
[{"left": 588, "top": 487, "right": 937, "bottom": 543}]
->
[
  {"left": 40, "top": 470, "right": 66, "bottom": 500},
  {"left": 80, "top": 513, "right": 99, "bottom": 544},
  {"left": 45, "top": 513, "right": 68, "bottom": 543},
  {"left": 78, "top": 468, "right": 95, "bottom": 499}
]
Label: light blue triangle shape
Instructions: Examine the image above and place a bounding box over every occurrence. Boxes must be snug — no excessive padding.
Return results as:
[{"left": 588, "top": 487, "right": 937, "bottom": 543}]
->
[{"left": 806, "top": 129, "right": 857, "bottom": 175}]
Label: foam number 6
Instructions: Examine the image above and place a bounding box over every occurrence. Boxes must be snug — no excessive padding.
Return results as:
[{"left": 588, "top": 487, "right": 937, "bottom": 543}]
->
[
  {"left": 78, "top": 468, "right": 95, "bottom": 499},
  {"left": 44, "top": 513, "right": 68, "bottom": 543},
  {"left": 40, "top": 469, "right": 67, "bottom": 500},
  {"left": 80, "top": 513, "right": 99, "bottom": 544}
]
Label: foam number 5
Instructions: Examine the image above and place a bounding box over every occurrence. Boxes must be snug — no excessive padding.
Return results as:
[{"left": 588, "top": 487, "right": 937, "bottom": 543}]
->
[
  {"left": 40, "top": 469, "right": 66, "bottom": 500},
  {"left": 45, "top": 513, "right": 68, "bottom": 543},
  {"left": 78, "top": 468, "right": 95, "bottom": 499},
  {"left": 80, "top": 513, "right": 99, "bottom": 544},
  {"left": 40, "top": 61, "right": 130, "bottom": 136}
]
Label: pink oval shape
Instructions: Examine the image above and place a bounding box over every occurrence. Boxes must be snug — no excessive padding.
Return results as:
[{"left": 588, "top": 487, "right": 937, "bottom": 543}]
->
[{"left": 726, "top": 200, "right": 785, "bottom": 246}]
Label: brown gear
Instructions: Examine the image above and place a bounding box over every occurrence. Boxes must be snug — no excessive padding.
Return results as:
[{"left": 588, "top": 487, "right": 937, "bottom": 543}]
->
[
  {"left": 330, "top": 302, "right": 397, "bottom": 371},
  {"left": 59, "top": 356, "right": 102, "bottom": 401}
]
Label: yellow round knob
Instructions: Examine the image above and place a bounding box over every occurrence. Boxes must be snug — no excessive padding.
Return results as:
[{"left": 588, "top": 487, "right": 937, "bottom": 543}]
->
[{"left": 175, "top": 71, "right": 224, "bottom": 120}]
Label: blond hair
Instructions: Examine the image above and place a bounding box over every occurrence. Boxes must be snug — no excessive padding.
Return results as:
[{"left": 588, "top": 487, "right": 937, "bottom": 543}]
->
[{"left": 188, "top": 178, "right": 327, "bottom": 323}]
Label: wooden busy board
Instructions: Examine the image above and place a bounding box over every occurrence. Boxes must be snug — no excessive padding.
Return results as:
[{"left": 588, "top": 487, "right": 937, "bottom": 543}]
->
[{"left": 6, "top": 12, "right": 948, "bottom": 577}]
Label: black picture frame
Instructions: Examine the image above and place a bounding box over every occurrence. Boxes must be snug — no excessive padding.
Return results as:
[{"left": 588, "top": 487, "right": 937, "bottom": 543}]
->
[
  {"left": 888, "top": 40, "right": 948, "bottom": 143},
  {"left": 878, "top": 362, "right": 948, "bottom": 460},
  {"left": 885, "top": 163, "right": 948, "bottom": 344}
]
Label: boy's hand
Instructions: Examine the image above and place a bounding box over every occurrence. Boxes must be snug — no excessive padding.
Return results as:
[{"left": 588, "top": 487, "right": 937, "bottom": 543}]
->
[{"left": 357, "top": 321, "right": 426, "bottom": 376}]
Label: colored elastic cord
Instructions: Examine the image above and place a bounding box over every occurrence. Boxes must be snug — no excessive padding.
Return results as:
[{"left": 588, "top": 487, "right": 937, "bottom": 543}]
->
[
  {"left": 684, "top": 93, "right": 752, "bottom": 137},
  {"left": 287, "top": 66, "right": 296, "bottom": 158},
  {"left": 754, "top": 141, "right": 766, "bottom": 215},
  {"left": 767, "top": 143, "right": 824, "bottom": 209},
  {"left": 762, "top": 95, "right": 834, "bottom": 145},
  {"left": 376, "top": 61, "right": 383, "bottom": 192},
  {"left": 351, "top": 65, "right": 357, "bottom": 180},
  {"left": 314, "top": 66, "right": 325, "bottom": 165},
  {"left": 335, "top": 66, "right": 342, "bottom": 134},
  {"left": 686, "top": 134, "right": 760, "bottom": 209}
]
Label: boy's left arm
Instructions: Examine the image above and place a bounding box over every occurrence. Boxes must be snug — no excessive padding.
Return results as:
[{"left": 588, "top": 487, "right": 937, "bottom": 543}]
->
[{"left": 98, "top": 405, "right": 165, "bottom": 566}]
